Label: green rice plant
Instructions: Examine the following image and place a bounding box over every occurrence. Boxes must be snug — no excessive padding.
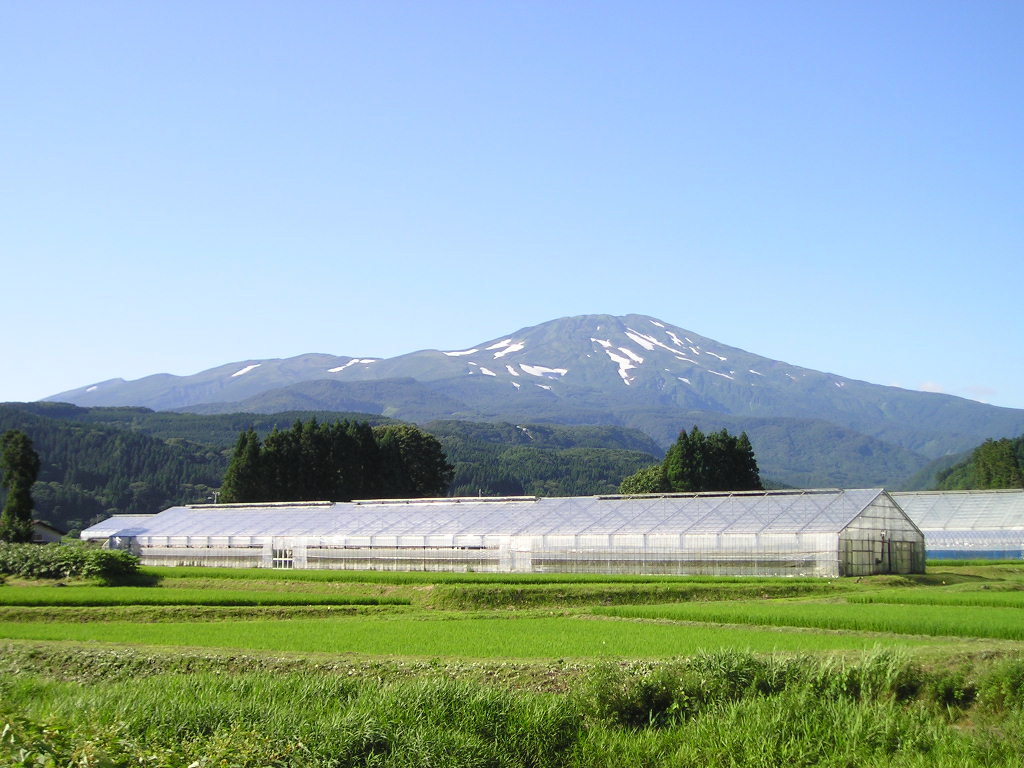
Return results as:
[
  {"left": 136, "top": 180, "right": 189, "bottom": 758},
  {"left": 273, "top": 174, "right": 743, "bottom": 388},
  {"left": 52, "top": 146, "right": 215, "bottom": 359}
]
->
[
  {"left": 595, "top": 599, "right": 1024, "bottom": 640},
  {"left": 849, "top": 590, "right": 1024, "bottom": 609},
  {"left": 430, "top": 580, "right": 838, "bottom": 610},
  {"left": 0, "top": 614, "right": 932, "bottom": 658},
  {"left": 145, "top": 564, "right": 828, "bottom": 586},
  {"left": 0, "top": 585, "right": 410, "bottom": 607}
]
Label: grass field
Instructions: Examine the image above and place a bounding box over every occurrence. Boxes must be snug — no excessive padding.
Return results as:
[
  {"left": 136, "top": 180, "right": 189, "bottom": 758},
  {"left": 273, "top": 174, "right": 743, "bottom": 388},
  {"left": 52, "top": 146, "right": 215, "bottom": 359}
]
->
[{"left": 2, "top": 560, "right": 1022, "bottom": 766}]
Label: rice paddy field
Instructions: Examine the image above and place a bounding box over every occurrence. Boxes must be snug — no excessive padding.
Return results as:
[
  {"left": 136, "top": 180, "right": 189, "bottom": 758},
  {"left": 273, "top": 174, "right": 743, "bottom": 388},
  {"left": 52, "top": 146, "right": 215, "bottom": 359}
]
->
[{"left": 2, "top": 561, "right": 1023, "bottom": 767}]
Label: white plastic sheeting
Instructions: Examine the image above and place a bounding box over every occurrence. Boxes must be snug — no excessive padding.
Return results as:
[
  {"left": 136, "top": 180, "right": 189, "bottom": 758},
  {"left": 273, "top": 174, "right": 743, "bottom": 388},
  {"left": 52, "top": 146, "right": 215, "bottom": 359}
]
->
[
  {"left": 81, "top": 489, "right": 925, "bottom": 577},
  {"left": 892, "top": 490, "right": 1024, "bottom": 559}
]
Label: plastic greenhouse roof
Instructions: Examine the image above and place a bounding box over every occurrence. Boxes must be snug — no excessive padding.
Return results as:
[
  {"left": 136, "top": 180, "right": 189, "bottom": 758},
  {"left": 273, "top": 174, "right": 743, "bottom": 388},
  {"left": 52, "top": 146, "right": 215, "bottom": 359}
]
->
[
  {"left": 892, "top": 490, "right": 1024, "bottom": 531},
  {"left": 79, "top": 514, "right": 158, "bottom": 540},
  {"left": 80, "top": 489, "right": 894, "bottom": 540}
]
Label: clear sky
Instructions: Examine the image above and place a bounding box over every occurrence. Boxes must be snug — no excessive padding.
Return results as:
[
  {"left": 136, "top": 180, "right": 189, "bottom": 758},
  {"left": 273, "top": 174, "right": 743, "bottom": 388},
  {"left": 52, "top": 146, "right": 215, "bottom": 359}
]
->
[{"left": 2, "top": 1, "right": 1022, "bottom": 409}]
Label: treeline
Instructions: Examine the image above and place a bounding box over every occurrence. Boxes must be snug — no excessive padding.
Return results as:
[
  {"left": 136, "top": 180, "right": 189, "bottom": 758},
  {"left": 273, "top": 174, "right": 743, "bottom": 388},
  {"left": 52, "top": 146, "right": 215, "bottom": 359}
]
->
[
  {"left": 620, "top": 426, "right": 763, "bottom": 494},
  {"left": 0, "top": 406, "right": 226, "bottom": 534},
  {"left": 221, "top": 420, "right": 453, "bottom": 503},
  {"left": 936, "top": 436, "right": 1024, "bottom": 490}
]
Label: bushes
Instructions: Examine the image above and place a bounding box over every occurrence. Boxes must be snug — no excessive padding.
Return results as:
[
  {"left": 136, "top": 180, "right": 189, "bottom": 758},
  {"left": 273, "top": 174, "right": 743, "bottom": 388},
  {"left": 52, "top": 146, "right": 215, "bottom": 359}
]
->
[{"left": 0, "top": 542, "right": 139, "bottom": 584}]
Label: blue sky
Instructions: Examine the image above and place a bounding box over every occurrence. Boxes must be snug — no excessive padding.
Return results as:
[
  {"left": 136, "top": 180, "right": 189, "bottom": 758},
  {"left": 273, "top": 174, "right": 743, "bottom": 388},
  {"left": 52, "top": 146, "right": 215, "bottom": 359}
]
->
[{"left": 3, "top": 1, "right": 1022, "bottom": 409}]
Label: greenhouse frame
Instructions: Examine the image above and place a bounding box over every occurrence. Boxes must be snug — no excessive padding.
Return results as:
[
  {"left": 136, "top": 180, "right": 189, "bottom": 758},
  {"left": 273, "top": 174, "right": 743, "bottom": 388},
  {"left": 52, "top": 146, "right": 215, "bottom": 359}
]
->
[
  {"left": 81, "top": 488, "right": 924, "bottom": 578},
  {"left": 892, "top": 489, "right": 1024, "bottom": 560}
]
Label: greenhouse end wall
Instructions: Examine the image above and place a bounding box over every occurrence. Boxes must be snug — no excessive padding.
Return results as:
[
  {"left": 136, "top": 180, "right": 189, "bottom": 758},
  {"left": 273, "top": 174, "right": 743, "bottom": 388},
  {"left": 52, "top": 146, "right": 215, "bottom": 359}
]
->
[{"left": 837, "top": 494, "right": 925, "bottom": 576}]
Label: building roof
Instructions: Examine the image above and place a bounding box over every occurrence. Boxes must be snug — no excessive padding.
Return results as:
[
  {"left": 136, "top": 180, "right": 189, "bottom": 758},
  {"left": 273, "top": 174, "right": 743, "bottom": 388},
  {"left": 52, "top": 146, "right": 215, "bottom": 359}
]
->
[
  {"left": 892, "top": 490, "right": 1024, "bottom": 531},
  {"left": 31, "top": 520, "right": 66, "bottom": 536},
  {"left": 79, "top": 514, "right": 158, "bottom": 540},
  {"left": 81, "top": 489, "right": 895, "bottom": 540}
]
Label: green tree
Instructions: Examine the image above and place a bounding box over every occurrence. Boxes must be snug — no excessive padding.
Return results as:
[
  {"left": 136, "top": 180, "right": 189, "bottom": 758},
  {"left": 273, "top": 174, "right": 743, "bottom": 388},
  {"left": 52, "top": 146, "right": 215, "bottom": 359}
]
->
[
  {"left": 936, "top": 436, "right": 1024, "bottom": 490},
  {"left": 372, "top": 424, "right": 455, "bottom": 498},
  {"left": 618, "top": 464, "right": 668, "bottom": 494},
  {"left": 0, "top": 430, "right": 41, "bottom": 542},
  {"left": 620, "top": 426, "right": 762, "bottom": 493},
  {"left": 219, "top": 429, "right": 265, "bottom": 503},
  {"left": 219, "top": 420, "right": 455, "bottom": 503}
]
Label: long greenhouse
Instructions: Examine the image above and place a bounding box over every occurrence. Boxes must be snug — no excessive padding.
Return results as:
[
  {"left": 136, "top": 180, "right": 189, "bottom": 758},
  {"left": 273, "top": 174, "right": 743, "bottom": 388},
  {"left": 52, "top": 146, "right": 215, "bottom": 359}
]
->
[
  {"left": 892, "top": 489, "right": 1024, "bottom": 559},
  {"left": 81, "top": 489, "right": 924, "bottom": 578}
]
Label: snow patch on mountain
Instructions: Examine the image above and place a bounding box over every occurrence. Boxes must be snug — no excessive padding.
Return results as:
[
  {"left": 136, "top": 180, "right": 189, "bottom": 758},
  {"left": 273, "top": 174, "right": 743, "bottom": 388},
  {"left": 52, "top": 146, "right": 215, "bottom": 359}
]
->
[
  {"left": 512, "top": 381, "right": 521, "bottom": 389},
  {"left": 602, "top": 349, "right": 637, "bottom": 384},
  {"left": 231, "top": 364, "right": 261, "bottom": 378},
  {"left": 328, "top": 359, "right": 376, "bottom": 373},
  {"left": 678, "top": 377, "right": 691, "bottom": 385},
  {"left": 650, "top": 319, "right": 665, "bottom": 328},
  {"left": 749, "top": 369, "right": 763, "bottom": 376},
  {"left": 479, "top": 367, "right": 497, "bottom": 376},
  {"left": 86, "top": 385, "right": 98, "bottom": 392},
  {"left": 627, "top": 328, "right": 703, "bottom": 364},
  {"left": 506, "top": 365, "right": 520, "bottom": 376},
  {"left": 708, "top": 370, "right": 735, "bottom": 380},
  {"left": 444, "top": 348, "right": 478, "bottom": 357},
  {"left": 520, "top": 364, "right": 568, "bottom": 378},
  {"left": 706, "top": 351, "right": 728, "bottom": 362},
  {"left": 619, "top": 347, "right": 644, "bottom": 364},
  {"left": 489, "top": 340, "right": 526, "bottom": 358},
  {"left": 625, "top": 331, "right": 657, "bottom": 351},
  {"left": 666, "top": 331, "right": 685, "bottom": 347}
]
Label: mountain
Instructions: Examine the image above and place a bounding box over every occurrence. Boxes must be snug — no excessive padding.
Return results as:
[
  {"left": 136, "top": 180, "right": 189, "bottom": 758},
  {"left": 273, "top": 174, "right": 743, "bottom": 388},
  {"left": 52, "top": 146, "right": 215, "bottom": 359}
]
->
[{"left": 45, "top": 314, "right": 1024, "bottom": 487}]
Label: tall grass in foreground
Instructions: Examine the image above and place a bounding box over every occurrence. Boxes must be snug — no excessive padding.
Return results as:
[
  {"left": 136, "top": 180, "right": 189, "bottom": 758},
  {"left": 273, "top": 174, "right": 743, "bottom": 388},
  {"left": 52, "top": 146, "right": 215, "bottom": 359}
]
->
[{"left": 2, "top": 651, "right": 1023, "bottom": 767}]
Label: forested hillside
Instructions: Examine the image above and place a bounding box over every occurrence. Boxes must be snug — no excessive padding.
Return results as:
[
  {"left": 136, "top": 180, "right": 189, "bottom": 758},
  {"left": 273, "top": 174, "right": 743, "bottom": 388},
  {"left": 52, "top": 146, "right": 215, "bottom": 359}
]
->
[
  {"left": 935, "top": 435, "right": 1024, "bottom": 490},
  {"left": 0, "top": 406, "right": 226, "bottom": 534},
  {"left": 425, "top": 421, "right": 660, "bottom": 497},
  {"left": 0, "top": 405, "right": 664, "bottom": 532}
]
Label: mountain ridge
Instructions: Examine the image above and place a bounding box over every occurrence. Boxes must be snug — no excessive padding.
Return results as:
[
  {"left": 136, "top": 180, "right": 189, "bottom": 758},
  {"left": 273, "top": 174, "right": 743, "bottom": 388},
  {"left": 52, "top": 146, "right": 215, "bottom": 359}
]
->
[{"left": 44, "top": 313, "right": 1024, "bottom": 487}]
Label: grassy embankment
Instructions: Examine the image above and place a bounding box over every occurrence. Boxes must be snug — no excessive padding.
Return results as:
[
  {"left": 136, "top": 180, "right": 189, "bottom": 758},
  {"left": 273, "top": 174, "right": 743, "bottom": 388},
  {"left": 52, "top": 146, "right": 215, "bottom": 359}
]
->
[{"left": 1, "top": 561, "right": 1022, "bottom": 766}]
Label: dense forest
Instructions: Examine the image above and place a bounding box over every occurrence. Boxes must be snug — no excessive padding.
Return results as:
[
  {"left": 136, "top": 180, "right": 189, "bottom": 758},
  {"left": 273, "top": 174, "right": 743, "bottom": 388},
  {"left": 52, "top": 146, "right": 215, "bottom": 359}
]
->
[
  {"left": 4, "top": 399, "right": 1020, "bottom": 535},
  {"left": 220, "top": 420, "right": 453, "bottom": 502},
  {"left": 0, "top": 405, "right": 661, "bottom": 533},
  {"left": 935, "top": 436, "right": 1024, "bottom": 490}
]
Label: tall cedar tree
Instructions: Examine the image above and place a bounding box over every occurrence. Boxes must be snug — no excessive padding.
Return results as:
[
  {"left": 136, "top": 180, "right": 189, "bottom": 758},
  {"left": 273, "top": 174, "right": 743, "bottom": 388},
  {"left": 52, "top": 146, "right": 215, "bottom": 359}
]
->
[
  {"left": 219, "top": 419, "right": 453, "bottom": 503},
  {"left": 0, "top": 430, "right": 41, "bottom": 542},
  {"left": 620, "top": 426, "right": 762, "bottom": 494}
]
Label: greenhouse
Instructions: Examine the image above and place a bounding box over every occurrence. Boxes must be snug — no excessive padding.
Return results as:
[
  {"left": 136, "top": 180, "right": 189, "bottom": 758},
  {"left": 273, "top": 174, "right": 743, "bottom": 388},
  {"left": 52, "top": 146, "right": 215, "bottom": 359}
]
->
[
  {"left": 892, "top": 490, "right": 1024, "bottom": 560},
  {"left": 81, "top": 489, "right": 924, "bottom": 578}
]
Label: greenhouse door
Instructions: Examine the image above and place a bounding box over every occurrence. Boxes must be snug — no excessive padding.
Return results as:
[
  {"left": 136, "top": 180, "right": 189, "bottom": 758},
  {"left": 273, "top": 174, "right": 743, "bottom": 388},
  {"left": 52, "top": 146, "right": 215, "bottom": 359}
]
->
[{"left": 271, "top": 539, "right": 294, "bottom": 569}]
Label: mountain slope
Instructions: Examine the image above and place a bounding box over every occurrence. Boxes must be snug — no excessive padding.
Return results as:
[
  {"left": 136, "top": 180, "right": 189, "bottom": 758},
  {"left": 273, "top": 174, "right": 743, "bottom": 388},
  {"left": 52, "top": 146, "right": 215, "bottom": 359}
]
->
[{"left": 44, "top": 313, "right": 1024, "bottom": 488}]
